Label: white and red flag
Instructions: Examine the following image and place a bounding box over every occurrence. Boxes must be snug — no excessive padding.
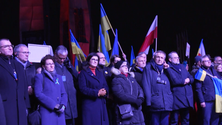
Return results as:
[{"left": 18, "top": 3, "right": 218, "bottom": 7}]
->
[{"left": 138, "top": 15, "right": 158, "bottom": 55}]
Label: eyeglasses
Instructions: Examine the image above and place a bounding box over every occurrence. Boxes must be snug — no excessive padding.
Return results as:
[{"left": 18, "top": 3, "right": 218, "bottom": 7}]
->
[
  {"left": 19, "top": 51, "right": 30, "bottom": 54},
  {"left": 0, "top": 45, "right": 14, "bottom": 48},
  {"left": 203, "top": 60, "right": 211, "bottom": 63},
  {"left": 120, "top": 65, "right": 127, "bottom": 68},
  {"left": 45, "top": 63, "right": 55, "bottom": 66},
  {"left": 91, "top": 58, "right": 98, "bottom": 61},
  {"left": 172, "top": 57, "right": 180, "bottom": 59}
]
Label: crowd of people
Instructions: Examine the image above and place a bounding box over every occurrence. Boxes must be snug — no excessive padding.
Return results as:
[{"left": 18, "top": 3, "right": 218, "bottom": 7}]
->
[{"left": 0, "top": 38, "right": 222, "bottom": 125}]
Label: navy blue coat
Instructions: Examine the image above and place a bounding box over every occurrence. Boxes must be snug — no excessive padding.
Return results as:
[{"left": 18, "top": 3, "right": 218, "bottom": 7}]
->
[
  {"left": 166, "top": 63, "right": 194, "bottom": 110},
  {"left": 0, "top": 56, "right": 30, "bottom": 125},
  {"left": 34, "top": 71, "right": 67, "bottom": 125},
  {"left": 78, "top": 68, "right": 109, "bottom": 125},
  {"left": 130, "top": 64, "right": 143, "bottom": 87},
  {"left": 195, "top": 66, "right": 219, "bottom": 103},
  {"left": 141, "top": 61, "right": 173, "bottom": 112}
]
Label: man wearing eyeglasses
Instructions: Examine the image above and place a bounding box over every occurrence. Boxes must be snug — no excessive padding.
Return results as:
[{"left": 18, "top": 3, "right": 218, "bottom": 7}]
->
[
  {"left": 54, "top": 45, "right": 78, "bottom": 125},
  {"left": 0, "top": 39, "right": 30, "bottom": 125},
  {"left": 165, "top": 51, "right": 194, "bottom": 125},
  {"left": 196, "top": 55, "right": 220, "bottom": 125}
]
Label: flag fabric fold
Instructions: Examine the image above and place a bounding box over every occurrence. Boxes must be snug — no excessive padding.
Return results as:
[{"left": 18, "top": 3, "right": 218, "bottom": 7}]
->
[
  {"left": 111, "top": 29, "right": 119, "bottom": 56},
  {"left": 130, "top": 46, "right": 135, "bottom": 66},
  {"left": 138, "top": 15, "right": 158, "bottom": 54},
  {"left": 195, "top": 68, "right": 207, "bottom": 81},
  {"left": 186, "top": 42, "right": 190, "bottom": 58},
  {"left": 75, "top": 56, "right": 79, "bottom": 71},
  {"left": 197, "top": 39, "right": 206, "bottom": 56},
  {"left": 100, "top": 3, "right": 112, "bottom": 51},
  {"left": 70, "top": 29, "right": 86, "bottom": 61},
  {"left": 212, "top": 77, "right": 222, "bottom": 113}
]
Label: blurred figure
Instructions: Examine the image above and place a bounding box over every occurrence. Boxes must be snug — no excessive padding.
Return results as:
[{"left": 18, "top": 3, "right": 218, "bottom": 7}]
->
[
  {"left": 0, "top": 39, "right": 30, "bottom": 125},
  {"left": 112, "top": 61, "right": 145, "bottom": 125},
  {"left": 141, "top": 50, "right": 173, "bottom": 125},
  {"left": 138, "top": 52, "right": 147, "bottom": 63},
  {"left": 54, "top": 45, "right": 78, "bottom": 125},
  {"left": 214, "top": 56, "right": 222, "bottom": 65},
  {"left": 78, "top": 52, "right": 109, "bottom": 125},
  {"left": 190, "top": 56, "right": 201, "bottom": 76},
  {"left": 34, "top": 55, "right": 67, "bottom": 125},
  {"left": 215, "top": 64, "right": 222, "bottom": 78}
]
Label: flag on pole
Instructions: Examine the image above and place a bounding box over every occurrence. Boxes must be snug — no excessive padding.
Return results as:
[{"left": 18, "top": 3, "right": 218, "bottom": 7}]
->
[
  {"left": 212, "top": 77, "right": 222, "bottom": 113},
  {"left": 100, "top": 3, "right": 112, "bottom": 51},
  {"left": 130, "top": 46, "right": 135, "bottom": 66},
  {"left": 70, "top": 29, "right": 86, "bottom": 61},
  {"left": 195, "top": 68, "right": 207, "bottom": 81},
  {"left": 111, "top": 29, "right": 119, "bottom": 56},
  {"left": 75, "top": 56, "right": 79, "bottom": 71},
  {"left": 197, "top": 39, "right": 206, "bottom": 56},
  {"left": 98, "top": 24, "right": 110, "bottom": 64},
  {"left": 186, "top": 42, "right": 190, "bottom": 58},
  {"left": 138, "top": 15, "right": 158, "bottom": 54}
]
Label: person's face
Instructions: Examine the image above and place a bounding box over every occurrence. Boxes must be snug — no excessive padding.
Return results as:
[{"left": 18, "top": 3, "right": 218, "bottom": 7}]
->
[
  {"left": 89, "top": 56, "right": 98, "bottom": 67},
  {"left": 0, "top": 40, "right": 13, "bottom": 57},
  {"left": 119, "top": 62, "right": 128, "bottom": 74},
  {"left": 215, "top": 57, "right": 222, "bottom": 64},
  {"left": 169, "top": 53, "right": 180, "bottom": 64},
  {"left": 114, "top": 57, "right": 121, "bottom": 64},
  {"left": 154, "top": 52, "right": 165, "bottom": 65},
  {"left": 217, "top": 64, "right": 222, "bottom": 72},
  {"left": 55, "top": 53, "right": 67, "bottom": 65},
  {"left": 44, "top": 59, "right": 55, "bottom": 72},
  {"left": 140, "top": 53, "right": 147, "bottom": 62},
  {"left": 17, "top": 46, "right": 29, "bottom": 63},
  {"left": 136, "top": 57, "right": 146, "bottom": 68},
  {"left": 97, "top": 53, "right": 105, "bottom": 65},
  {"left": 201, "top": 57, "right": 211, "bottom": 68}
]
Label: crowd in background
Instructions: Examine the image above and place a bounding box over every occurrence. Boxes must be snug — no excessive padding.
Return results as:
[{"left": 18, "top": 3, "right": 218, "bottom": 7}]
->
[{"left": 0, "top": 38, "right": 222, "bottom": 125}]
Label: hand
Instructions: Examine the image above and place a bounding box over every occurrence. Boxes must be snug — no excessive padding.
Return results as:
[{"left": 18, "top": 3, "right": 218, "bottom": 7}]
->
[
  {"left": 54, "top": 104, "right": 60, "bottom": 109},
  {"left": 57, "top": 104, "right": 65, "bottom": 113},
  {"left": 28, "top": 86, "right": 33, "bottom": 95},
  {"left": 200, "top": 102, "right": 206, "bottom": 108},
  {"left": 163, "top": 62, "right": 169, "bottom": 69},
  {"left": 98, "top": 88, "right": 107, "bottom": 97},
  {"left": 184, "top": 78, "right": 190, "bottom": 85},
  {"left": 213, "top": 76, "right": 218, "bottom": 78},
  {"left": 64, "top": 57, "right": 72, "bottom": 68}
]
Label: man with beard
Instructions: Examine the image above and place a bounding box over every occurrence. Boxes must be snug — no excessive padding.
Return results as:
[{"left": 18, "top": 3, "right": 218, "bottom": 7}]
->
[{"left": 165, "top": 51, "right": 194, "bottom": 125}]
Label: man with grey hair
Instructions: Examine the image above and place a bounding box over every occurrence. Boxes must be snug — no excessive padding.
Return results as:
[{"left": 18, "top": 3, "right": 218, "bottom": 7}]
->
[
  {"left": 0, "top": 39, "right": 30, "bottom": 125},
  {"left": 165, "top": 51, "right": 194, "bottom": 125},
  {"left": 54, "top": 45, "right": 78, "bottom": 125},
  {"left": 138, "top": 52, "right": 147, "bottom": 63}
]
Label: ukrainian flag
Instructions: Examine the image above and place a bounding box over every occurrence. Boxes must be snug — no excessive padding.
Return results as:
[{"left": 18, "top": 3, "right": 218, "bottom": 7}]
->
[
  {"left": 70, "top": 29, "right": 86, "bottom": 61},
  {"left": 212, "top": 77, "right": 222, "bottom": 113},
  {"left": 130, "top": 46, "right": 135, "bottom": 66},
  {"left": 75, "top": 56, "right": 79, "bottom": 71},
  {"left": 195, "top": 68, "right": 207, "bottom": 81},
  {"left": 100, "top": 3, "right": 112, "bottom": 51},
  {"left": 111, "top": 29, "right": 119, "bottom": 56}
]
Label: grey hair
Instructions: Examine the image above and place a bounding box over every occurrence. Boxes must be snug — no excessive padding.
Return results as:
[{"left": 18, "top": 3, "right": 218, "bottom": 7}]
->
[
  {"left": 14, "top": 44, "right": 27, "bottom": 55},
  {"left": 168, "top": 51, "right": 178, "bottom": 59},
  {"left": 153, "top": 50, "right": 166, "bottom": 59},
  {"left": 135, "top": 55, "right": 142, "bottom": 63},
  {"left": 55, "top": 45, "right": 68, "bottom": 55},
  {"left": 138, "top": 52, "right": 146, "bottom": 56},
  {"left": 0, "top": 38, "right": 10, "bottom": 46}
]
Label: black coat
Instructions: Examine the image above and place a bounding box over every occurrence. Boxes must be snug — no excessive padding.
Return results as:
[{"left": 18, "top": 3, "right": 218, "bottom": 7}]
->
[
  {"left": 112, "top": 73, "right": 145, "bottom": 125},
  {"left": 195, "top": 66, "right": 219, "bottom": 103},
  {"left": 0, "top": 94, "right": 6, "bottom": 125},
  {"left": 166, "top": 63, "right": 194, "bottom": 110},
  {"left": 0, "top": 56, "right": 30, "bottom": 125},
  {"left": 141, "top": 61, "right": 173, "bottom": 112},
  {"left": 130, "top": 64, "right": 143, "bottom": 87},
  {"left": 55, "top": 62, "right": 78, "bottom": 119},
  {"left": 78, "top": 68, "right": 109, "bottom": 125}
]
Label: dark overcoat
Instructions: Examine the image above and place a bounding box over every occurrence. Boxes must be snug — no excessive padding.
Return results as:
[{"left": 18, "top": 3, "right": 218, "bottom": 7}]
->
[
  {"left": 78, "top": 68, "right": 109, "bottom": 125},
  {"left": 0, "top": 56, "right": 30, "bottom": 125},
  {"left": 0, "top": 94, "right": 6, "bottom": 125},
  {"left": 34, "top": 71, "right": 67, "bottom": 125},
  {"left": 112, "top": 73, "right": 145, "bottom": 125},
  {"left": 165, "top": 63, "right": 194, "bottom": 110},
  {"left": 130, "top": 64, "right": 143, "bottom": 87},
  {"left": 141, "top": 61, "right": 173, "bottom": 111},
  {"left": 55, "top": 62, "right": 78, "bottom": 119}
]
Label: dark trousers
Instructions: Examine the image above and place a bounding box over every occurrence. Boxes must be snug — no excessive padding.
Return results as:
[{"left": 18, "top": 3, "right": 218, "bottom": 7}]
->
[
  {"left": 150, "top": 111, "right": 169, "bottom": 125},
  {"left": 66, "top": 118, "right": 75, "bottom": 125},
  {"left": 170, "top": 108, "right": 190, "bottom": 125},
  {"left": 201, "top": 101, "right": 219, "bottom": 125}
]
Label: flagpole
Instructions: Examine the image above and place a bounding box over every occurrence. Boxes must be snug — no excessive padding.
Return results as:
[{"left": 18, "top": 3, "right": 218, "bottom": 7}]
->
[
  {"left": 155, "top": 38, "right": 157, "bottom": 52},
  {"left": 155, "top": 15, "right": 158, "bottom": 52},
  {"left": 78, "top": 55, "right": 82, "bottom": 63}
]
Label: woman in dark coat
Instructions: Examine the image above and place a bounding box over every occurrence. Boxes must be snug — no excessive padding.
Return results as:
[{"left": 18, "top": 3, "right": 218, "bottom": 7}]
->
[
  {"left": 34, "top": 55, "right": 67, "bottom": 125},
  {"left": 78, "top": 52, "right": 109, "bottom": 125},
  {"left": 112, "top": 61, "right": 145, "bottom": 125}
]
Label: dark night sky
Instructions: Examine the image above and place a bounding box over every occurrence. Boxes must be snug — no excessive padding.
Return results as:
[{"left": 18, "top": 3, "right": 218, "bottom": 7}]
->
[{"left": 90, "top": 1, "right": 222, "bottom": 64}]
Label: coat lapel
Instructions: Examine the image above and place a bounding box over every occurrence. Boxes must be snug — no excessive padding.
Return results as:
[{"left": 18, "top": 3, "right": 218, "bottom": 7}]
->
[
  {"left": 0, "top": 57, "right": 15, "bottom": 78},
  {"left": 86, "top": 68, "right": 100, "bottom": 83}
]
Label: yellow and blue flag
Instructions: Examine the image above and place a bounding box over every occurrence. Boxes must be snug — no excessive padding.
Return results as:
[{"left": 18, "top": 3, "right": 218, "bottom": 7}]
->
[
  {"left": 212, "top": 77, "right": 222, "bottom": 113},
  {"left": 75, "top": 56, "right": 79, "bottom": 71},
  {"left": 195, "top": 68, "right": 207, "bottom": 81},
  {"left": 111, "top": 29, "right": 119, "bottom": 56},
  {"left": 70, "top": 29, "right": 86, "bottom": 61},
  {"left": 100, "top": 3, "right": 112, "bottom": 51},
  {"left": 130, "top": 46, "right": 135, "bottom": 66}
]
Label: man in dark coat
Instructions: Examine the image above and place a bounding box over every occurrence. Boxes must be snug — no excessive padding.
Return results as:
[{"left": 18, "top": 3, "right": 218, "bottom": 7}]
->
[
  {"left": 165, "top": 51, "right": 194, "bottom": 125},
  {"left": 190, "top": 56, "right": 201, "bottom": 76},
  {"left": 141, "top": 50, "right": 173, "bottom": 125},
  {"left": 0, "top": 94, "right": 6, "bottom": 125},
  {"left": 195, "top": 55, "right": 220, "bottom": 125},
  {"left": 0, "top": 38, "right": 30, "bottom": 125},
  {"left": 14, "top": 44, "right": 37, "bottom": 114},
  {"left": 54, "top": 45, "right": 78, "bottom": 125}
]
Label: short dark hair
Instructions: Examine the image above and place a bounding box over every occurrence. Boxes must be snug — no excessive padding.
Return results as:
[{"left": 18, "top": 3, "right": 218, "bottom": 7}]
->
[
  {"left": 110, "top": 54, "right": 120, "bottom": 64},
  {"left": 41, "top": 54, "right": 55, "bottom": 67},
  {"left": 82, "top": 52, "right": 100, "bottom": 70},
  {"left": 14, "top": 44, "right": 27, "bottom": 55},
  {"left": 201, "top": 55, "right": 211, "bottom": 62}
]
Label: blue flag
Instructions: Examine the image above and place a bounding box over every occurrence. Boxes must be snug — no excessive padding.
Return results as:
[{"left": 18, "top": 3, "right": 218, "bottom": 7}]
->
[
  {"left": 99, "top": 24, "right": 110, "bottom": 64},
  {"left": 212, "top": 77, "right": 222, "bottom": 113},
  {"left": 75, "top": 56, "right": 79, "bottom": 71},
  {"left": 43, "top": 41, "right": 46, "bottom": 45},
  {"left": 130, "top": 46, "right": 135, "bottom": 66},
  {"left": 111, "top": 29, "right": 119, "bottom": 56}
]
